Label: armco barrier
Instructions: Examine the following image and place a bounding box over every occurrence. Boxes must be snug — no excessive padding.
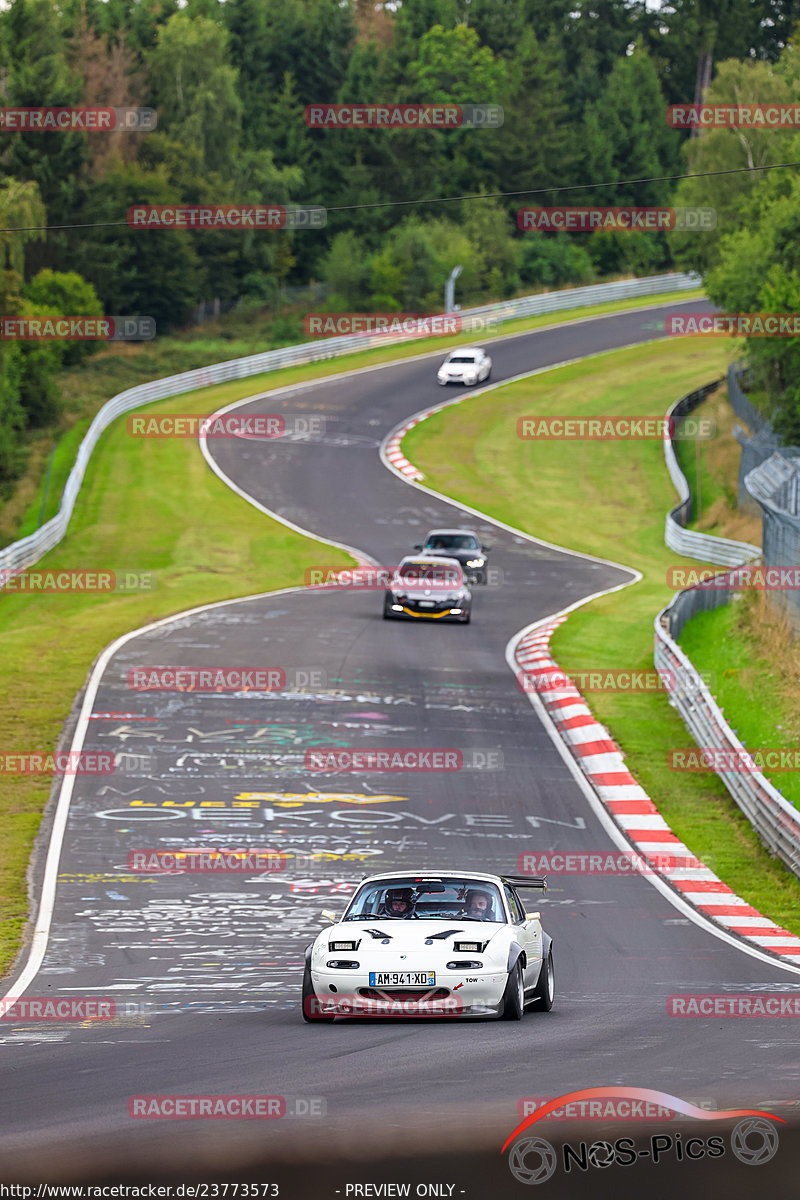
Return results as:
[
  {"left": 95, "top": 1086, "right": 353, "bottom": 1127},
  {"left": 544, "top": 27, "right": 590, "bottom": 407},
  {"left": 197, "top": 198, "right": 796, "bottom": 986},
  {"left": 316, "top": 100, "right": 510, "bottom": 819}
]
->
[
  {"left": 663, "top": 379, "right": 760, "bottom": 565},
  {"left": 0, "top": 272, "right": 700, "bottom": 588},
  {"left": 655, "top": 597, "right": 800, "bottom": 879},
  {"left": 657, "top": 379, "right": 800, "bottom": 882},
  {"left": 727, "top": 361, "right": 800, "bottom": 515}
]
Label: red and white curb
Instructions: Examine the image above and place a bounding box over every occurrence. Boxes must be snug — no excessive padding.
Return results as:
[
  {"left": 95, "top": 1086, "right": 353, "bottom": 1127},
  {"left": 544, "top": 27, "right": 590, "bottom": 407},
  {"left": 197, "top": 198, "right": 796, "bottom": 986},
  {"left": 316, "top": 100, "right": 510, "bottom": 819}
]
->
[
  {"left": 384, "top": 416, "right": 427, "bottom": 481},
  {"left": 382, "top": 394, "right": 472, "bottom": 482},
  {"left": 515, "top": 618, "right": 800, "bottom": 962}
]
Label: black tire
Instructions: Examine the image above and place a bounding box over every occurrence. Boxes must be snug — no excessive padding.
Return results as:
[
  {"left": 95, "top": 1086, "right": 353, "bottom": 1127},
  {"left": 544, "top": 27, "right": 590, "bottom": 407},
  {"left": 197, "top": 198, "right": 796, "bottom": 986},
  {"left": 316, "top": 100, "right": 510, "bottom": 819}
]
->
[
  {"left": 463, "top": 610, "right": 471, "bottom": 624},
  {"left": 529, "top": 949, "right": 554, "bottom": 1012},
  {"left": 301, "top": 965, "right": 334, "bottom": 1022},
  {"left": 500, "top": 960, "right": 525, "bottom": 1020},
  {"left": 382, "top": 597, "right": 393, "bottom": 620}
]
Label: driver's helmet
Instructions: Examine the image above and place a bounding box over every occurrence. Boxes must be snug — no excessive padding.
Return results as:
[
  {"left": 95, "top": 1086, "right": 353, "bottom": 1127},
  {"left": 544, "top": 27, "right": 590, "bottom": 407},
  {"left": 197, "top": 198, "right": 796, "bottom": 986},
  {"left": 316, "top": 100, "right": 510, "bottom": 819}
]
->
[
  {"left": 464, "top": 889, "right": 493, "bottom": 920},
  {"left": 382, "top": 887, "right": 415, "bottom": 918}
]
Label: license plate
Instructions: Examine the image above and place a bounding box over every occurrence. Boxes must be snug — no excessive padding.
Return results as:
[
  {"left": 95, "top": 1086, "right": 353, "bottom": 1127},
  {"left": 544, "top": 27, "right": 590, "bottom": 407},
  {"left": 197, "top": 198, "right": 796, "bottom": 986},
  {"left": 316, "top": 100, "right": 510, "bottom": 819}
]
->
[
  {"left": 369, "top": 971, "right": 435, "bottom": 986},
  {"left": 418, "top": 601, "right": 435, "bottom": 608}
]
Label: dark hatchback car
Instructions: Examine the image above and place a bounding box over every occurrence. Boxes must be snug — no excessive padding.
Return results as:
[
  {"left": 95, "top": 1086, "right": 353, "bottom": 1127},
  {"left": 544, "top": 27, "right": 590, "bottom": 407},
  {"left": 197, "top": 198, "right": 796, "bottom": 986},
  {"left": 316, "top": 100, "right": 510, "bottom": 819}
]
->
[
  {"left": 382, "top": 556, "right": 472, "bottom": 623},
  {"left": 414, "top": 528, "right": 491, "bottom": 584}
]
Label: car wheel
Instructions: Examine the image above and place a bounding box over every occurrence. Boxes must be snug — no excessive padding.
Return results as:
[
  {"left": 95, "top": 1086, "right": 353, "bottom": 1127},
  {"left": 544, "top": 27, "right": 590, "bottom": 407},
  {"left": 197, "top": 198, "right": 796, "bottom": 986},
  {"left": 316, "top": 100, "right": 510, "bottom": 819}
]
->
[
  {"left": 382, "top": 597, "right": 393, "bottom": 619},
  {"left": 302, "top": 965, "right": 335, "bottom": 1023},
  {"left": 529, "top": 949, "right": 554, "bottom": 1012},
  {"left": 475, "top": 570, "right": 486, "bottom": 586},
  {"left": 462, "top": 608, "right": 471, "bottom": 624},
  {"left": 500, "top": 960, "right": 525, "bottom": 1020},
  {"left": 485, "top": 368, "right": 491, "bottom": 381}
]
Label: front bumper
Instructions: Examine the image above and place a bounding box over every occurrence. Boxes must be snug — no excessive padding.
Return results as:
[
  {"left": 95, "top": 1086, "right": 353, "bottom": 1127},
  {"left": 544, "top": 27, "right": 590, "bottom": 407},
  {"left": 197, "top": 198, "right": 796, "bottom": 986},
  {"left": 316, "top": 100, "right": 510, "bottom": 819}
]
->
[
  {"left": 386, "top": 596, "right": 469, "bottom": 620},
  {"left": 437, "top": 372, "right": 477, "bottom": 385},
  {"left": 309, "top": 968, "right": 507, "bottom": 1017}
]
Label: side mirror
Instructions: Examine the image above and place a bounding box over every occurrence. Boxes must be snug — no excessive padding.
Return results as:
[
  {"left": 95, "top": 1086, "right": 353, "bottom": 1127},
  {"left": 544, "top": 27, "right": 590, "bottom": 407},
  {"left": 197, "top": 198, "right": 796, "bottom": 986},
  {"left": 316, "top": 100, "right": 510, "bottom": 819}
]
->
[
  {"left": 482, "top": 546, "right": 491, "bottom": 554},
  {"left": 525, "top": 911, "right": 540, "bottom": 921},
  {"left": 321, "top": 909, "right": 337, "bottom": 924},
  {"left": 413, "top": 544, "right": 422, "bottom": 551}
]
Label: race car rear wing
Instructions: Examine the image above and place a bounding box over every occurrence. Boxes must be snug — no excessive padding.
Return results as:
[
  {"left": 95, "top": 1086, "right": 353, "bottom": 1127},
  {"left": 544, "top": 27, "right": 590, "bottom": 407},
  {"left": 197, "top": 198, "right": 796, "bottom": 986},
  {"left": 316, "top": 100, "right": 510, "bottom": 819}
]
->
[{"left": 503, "top": 874, "right": 547, "bottom": 893}]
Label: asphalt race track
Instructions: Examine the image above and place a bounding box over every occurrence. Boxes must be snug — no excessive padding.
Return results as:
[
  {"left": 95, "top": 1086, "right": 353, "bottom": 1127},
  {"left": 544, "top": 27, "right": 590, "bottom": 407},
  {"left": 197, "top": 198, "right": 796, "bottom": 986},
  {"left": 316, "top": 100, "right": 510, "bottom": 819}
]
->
[{"left": 4, "top": 299, "right": 800, "bottom": 1194}]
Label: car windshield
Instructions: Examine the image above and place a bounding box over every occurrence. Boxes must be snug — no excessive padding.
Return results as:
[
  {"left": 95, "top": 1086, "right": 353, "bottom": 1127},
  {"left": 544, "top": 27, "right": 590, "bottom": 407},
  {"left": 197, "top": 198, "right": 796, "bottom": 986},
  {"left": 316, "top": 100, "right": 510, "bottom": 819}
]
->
[
  {"left": 343, "top": 877, "right": 505, "bottom": 922},
  {"left": 425, "top": 535, "right": 479, "bottom": 551},
  {"left": 397, "top": 562, "right": 463, "bottom": 586},
  {"left": 448, "top": 354, "right": 478, "bottom": 364}
]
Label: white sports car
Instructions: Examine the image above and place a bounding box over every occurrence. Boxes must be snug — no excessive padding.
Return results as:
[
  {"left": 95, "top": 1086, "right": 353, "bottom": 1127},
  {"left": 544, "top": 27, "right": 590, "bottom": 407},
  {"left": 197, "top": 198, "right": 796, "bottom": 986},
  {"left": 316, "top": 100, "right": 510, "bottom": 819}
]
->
[
  {"left": 436, "top": 347, "right": 492, "bottom": 386},
  {"left": 301, "top": 870, "right": 553, "bottom": 1021}
]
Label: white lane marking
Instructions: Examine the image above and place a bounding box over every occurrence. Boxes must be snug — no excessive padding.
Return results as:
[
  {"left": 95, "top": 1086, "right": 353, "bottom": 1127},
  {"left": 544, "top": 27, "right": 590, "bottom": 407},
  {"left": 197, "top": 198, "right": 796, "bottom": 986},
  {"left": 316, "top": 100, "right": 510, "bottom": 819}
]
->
[
  {"left": 375, "top": 352, "right": 800, "bottom": 978},
  {"left": 2, "top": 297, "right": 714, "bottom": 1000}
]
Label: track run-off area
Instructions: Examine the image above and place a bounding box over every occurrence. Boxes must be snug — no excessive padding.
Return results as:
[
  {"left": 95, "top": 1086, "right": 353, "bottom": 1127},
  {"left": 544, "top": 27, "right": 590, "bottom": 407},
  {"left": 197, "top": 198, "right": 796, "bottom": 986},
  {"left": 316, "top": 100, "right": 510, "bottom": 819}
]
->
[{"left": 3, "top": 298, "right": 799, "bottom": 1189}]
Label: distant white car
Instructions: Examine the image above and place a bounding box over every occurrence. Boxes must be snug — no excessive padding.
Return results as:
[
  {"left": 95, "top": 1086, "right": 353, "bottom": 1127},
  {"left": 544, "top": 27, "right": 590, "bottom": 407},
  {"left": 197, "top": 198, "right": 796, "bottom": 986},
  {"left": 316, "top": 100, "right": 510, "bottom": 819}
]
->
[
  {"left": 437, "top": 347, "right": 492, "bottom": 386},
  {"left": 301, "top": 870, "right": 553, "bottom": 1021}
]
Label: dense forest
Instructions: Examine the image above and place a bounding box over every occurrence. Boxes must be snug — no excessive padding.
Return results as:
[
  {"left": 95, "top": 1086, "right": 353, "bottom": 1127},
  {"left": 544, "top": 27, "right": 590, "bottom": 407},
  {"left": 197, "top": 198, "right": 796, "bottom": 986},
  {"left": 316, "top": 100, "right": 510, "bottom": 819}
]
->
[{"left": 1, "top": 0, "right": 800, "bottom": 487}]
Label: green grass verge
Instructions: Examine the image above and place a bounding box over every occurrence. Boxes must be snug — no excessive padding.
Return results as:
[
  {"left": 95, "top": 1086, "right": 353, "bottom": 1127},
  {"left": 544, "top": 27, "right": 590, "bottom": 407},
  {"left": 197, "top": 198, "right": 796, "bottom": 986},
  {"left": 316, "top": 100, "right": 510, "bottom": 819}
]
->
[
  {"left": 5, "top": 283, "right": 702, "bottom": 546},
  {"left": 0, "top": 283, "right": 705, "bottom": 977},
  {"left": 403, "top": 336, "right": 800, "bottom": 937},
  {"left": 0, "top": 379, "right": 354, "bottom": 977},
  {"left": 678, "top": 597, "right": 800, "bottom": 808}
]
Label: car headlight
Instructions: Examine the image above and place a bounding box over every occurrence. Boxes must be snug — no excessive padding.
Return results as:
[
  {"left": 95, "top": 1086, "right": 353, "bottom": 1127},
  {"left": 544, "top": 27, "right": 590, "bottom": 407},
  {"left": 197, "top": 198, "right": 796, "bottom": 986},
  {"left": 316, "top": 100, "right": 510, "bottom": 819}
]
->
[
  {"left": 326, "top": 959, "right": 360, "bottom": 969},
  {"left": 453, "top": 940, "right": 488, "bottom": 953},
  {"left": 329, "top": 940, "right": 360, "bottom": 951},
  {"left": 466, "top": 559, "right": 484, "bottom": 568},
  {"left": 446, "top": 960, "right": 483, "bottom": 970}
]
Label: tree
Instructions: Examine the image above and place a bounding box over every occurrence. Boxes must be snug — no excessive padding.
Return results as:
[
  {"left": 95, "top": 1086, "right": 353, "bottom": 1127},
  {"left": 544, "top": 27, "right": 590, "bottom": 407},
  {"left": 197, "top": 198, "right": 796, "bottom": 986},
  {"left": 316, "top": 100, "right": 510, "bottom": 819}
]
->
[
  {"left": 23, "top": 269, "right": 104, "bottom": 366},
  {"left": 669, "top": 59, "right": 796, "bottom": 274},
  {"left": 67, "top": 161, "right": 203, "bottom": 330},
  {"left": 149, "top": 12, "right": 243, "bottom": 176},
  {"left": 0, "top": 0, "right": 87, "bottom": 214}
]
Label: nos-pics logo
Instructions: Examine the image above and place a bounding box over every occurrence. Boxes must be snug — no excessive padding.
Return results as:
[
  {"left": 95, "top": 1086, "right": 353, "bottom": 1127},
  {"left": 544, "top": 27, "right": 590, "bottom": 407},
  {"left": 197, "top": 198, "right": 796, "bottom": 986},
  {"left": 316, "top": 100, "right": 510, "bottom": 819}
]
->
[{"left": 502, "top": 1088, "right": 782, "bottom": 1185}]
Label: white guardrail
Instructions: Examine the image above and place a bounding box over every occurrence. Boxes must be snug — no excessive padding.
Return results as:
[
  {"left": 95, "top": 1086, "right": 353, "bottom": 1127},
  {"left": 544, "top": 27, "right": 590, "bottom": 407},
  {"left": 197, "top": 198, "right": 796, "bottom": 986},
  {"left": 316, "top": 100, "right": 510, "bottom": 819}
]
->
[
  {"left": 656, "top": 380, "right": 800, "bottom": 880},
  {"left": 663, "top": 379, "right": 761, "bottom": 565},
  {"left": 0, "top": 271, "right": 701, "bottom": 586}
]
